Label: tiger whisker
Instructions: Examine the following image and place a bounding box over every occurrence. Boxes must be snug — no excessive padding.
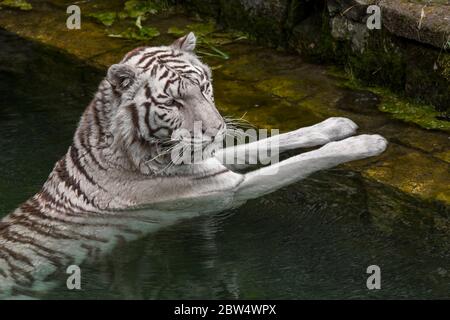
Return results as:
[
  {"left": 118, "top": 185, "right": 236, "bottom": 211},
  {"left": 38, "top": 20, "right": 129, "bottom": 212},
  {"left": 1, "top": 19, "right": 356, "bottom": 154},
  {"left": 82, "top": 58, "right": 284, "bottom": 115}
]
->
[
  {"left": 159, "top": 143, "right": 190, "bottom": 174},
  {"left": 145, "top": 143, "right": 180, "bottom": 163}
]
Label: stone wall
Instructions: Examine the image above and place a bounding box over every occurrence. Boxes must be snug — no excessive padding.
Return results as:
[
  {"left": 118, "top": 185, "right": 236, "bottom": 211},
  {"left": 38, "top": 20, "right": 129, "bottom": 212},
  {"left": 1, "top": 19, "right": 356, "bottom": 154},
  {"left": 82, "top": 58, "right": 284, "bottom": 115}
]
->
[
  {"left": 184, "top": 0, "right": 450, "bottom": 111},
  {"left": 185, "top": 0, "right": 294, "bottom": 45}
]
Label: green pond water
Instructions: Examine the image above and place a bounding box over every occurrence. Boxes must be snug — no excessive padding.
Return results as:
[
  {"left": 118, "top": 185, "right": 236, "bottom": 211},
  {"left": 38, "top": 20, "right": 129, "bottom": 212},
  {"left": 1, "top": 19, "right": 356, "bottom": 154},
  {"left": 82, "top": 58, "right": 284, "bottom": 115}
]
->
[{"left": 0, "top": 28, "right": 449, "bottom": 299}]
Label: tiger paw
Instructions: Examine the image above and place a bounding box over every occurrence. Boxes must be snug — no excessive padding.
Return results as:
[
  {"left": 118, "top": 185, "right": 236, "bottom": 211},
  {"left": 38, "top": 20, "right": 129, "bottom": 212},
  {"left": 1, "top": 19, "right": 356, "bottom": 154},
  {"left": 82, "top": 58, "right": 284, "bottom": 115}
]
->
[
  {"left": 316, "top": 117, "right": 359, "bottom": 142},
  {"left": 321, "top": 134, "right": 388, "bottom": 159}
]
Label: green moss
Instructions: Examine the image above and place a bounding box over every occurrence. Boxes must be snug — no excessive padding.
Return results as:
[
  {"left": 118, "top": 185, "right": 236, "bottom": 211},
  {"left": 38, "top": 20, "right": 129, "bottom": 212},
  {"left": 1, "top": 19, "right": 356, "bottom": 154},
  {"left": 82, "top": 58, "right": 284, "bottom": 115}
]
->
[
  {"left": 438, "top": 53, "right": 450, "bottom": 81},
  {"left": 328, "top": 66, "right": 450, "bottom": 132},
  {"left": 327, "top": 24, "right": 448, "bottom": 112},
  {"left": 0, "top": 0, "right": 32, "bottom": 10},
  {"left": 374, "top": 87, "right": 450, "bottom": 132},
  {"left": 123, "top": 0, "right": 170, "bottom": 18},
  {"left": 88, "top": 12, "right": 117, "bottom": 27},
  {"left": 255, "top": 77, "right": 310, "bottom": 101},
  {"left": 362, "top": 149, "right": 450, "bottom": 206},
  {"left": 288, "top": 3, "right": 448, "bottom": 112},
  {"left": 109, "top": 26, "right": 160, "bottom": 40},
  {"left": 168, "top": 20, "right": 215, "bottom": 37},
  {"left": 401, "top": 44, "right": 450, "bottom": 112},
  {"left": 88, "top": 1, "right": 173, "bottom": 41},
  {"left": 167, "top": 26, "right": 185, "bottom": 37},
  {"left": 344, "top": 32, "right": 405, "bottom": 92}
]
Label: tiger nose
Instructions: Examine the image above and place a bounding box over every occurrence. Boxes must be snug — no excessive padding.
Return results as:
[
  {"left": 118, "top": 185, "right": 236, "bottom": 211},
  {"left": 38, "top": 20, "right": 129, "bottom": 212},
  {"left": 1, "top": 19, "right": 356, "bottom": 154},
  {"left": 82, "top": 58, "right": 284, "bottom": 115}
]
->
[{"left": 202, "top": 122, "right": 223, "bottom": 139}]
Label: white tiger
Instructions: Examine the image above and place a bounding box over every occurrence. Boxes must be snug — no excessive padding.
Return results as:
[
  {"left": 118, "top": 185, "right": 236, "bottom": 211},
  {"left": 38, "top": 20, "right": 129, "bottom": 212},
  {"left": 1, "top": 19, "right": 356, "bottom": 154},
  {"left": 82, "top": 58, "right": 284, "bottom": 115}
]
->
[{"left": 0, "top": 33, "right": 387, "bottom": 298}]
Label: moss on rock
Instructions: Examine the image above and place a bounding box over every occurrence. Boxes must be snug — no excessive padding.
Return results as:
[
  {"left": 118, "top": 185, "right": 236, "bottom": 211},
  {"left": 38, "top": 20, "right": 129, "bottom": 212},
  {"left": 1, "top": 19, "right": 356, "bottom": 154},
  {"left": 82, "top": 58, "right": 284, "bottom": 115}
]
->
[
  {"left": 328, "top": 66, "right": 450, "bottom": 132},
  {"left": 345, "top": 33, "right": 406, "bottom": 92},
  {"left": 0, "top": 0, "right": 31, "bottom": 10}
]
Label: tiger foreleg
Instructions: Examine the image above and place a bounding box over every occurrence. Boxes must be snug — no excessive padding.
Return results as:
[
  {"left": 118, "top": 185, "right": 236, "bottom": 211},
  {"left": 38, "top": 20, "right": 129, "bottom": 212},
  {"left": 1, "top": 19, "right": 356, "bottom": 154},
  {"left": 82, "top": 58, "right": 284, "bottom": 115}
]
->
[
  {"left": 232, "top": 134, "right": 387, "bottom": 202},
  {"left": 215, "top": 117, "right": 358, "bottom": 170}
]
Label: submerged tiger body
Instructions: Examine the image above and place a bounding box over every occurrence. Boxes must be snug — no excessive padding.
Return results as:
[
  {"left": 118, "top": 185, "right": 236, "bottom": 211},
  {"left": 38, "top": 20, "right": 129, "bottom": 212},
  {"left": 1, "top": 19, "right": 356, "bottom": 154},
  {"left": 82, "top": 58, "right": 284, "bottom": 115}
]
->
[
  {"left": 0, "top": 33, "right": 233, "bottom": 297},
  {"left": 0, "top": 33, "right": 388, "bottom": 298}
]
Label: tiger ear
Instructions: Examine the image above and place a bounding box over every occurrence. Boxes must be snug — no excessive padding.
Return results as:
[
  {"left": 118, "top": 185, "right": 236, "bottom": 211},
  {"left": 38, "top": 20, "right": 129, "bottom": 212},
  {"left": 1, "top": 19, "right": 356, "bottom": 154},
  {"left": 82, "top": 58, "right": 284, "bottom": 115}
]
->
[
  {"left": 107, "top": 64, "right": 137, "bottom": 92},
  {"left": 171, "top": 32, "right": 196, "bottom": 52}
]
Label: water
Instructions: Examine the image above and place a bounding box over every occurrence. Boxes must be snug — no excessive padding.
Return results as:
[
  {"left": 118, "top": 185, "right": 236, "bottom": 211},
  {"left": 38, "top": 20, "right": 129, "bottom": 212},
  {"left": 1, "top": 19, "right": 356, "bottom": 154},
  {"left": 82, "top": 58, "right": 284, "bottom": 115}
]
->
[{"left": 0, "top": 29, "right": 449, "bottom": 299}]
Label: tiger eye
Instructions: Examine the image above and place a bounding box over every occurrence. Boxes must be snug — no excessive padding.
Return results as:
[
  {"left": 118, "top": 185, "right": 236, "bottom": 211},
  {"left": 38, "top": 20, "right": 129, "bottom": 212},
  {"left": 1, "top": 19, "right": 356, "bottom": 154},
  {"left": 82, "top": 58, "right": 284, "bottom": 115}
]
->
[{"left": 165, "top": 99, "right": 175, "bottom": 106}]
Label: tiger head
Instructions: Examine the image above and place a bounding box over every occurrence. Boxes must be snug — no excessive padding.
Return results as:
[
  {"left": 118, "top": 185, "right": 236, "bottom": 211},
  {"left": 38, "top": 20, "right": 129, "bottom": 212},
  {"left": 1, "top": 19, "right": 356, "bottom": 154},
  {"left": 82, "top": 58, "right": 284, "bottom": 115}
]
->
[{"left": 102, "top": 32, "right": 226, "bottom": 174}]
